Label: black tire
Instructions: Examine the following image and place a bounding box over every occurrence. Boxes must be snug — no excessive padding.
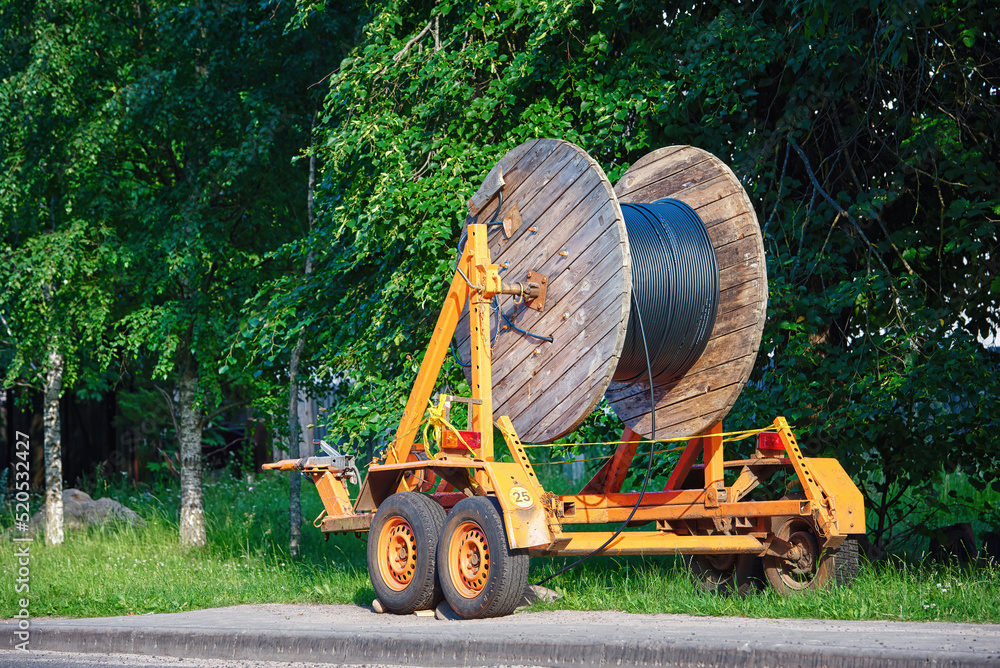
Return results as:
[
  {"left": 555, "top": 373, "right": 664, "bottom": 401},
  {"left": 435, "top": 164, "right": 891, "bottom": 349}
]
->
[
  {"left": 690, "top": 554, "right": 761, "bottom": 596},
  {"left": 438, "top": 496, "right": 529, "bottom": 619},
  {"left": 831, "top": 535, "right": 860, "bottom": 587},
  {"left": 367, "top": 492, "right": 446, "bottom": 614}
]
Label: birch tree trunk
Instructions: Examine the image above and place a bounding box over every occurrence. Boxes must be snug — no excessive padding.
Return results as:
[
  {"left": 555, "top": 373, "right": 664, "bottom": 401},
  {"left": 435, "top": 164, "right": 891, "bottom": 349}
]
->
[
  {"left": 178, "top": 365, "right": 207, "bottom": 547},
  {"left": 43, "top": 347, "right": 64, "bottom": 546},
  {"left": 287, "top": 335, "right": 305, "bottom": 558},
  {"left": 288, "top": 126, "right": 318, "bottom": 558}
]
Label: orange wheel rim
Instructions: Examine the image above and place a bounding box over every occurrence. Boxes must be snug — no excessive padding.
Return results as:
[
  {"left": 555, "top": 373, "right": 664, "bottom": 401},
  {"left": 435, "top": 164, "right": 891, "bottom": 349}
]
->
[
  {"left": 449, "top": 520, "right": 490, "bottom": 598},
  {"left": 377, "top": 517, "right": 418, "bottom": 591}
]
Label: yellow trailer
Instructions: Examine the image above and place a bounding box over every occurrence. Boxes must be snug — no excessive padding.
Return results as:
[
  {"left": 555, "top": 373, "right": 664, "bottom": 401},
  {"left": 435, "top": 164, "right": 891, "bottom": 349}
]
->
[{"left": 265, "top": 140, "right": 865, "bottom": 618}]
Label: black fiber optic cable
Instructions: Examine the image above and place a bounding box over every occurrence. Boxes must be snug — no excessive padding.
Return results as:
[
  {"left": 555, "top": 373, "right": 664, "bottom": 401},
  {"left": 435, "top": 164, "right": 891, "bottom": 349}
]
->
[
  {"left": 535, "top": 198, "right": 717, "bottom": 586},
  {"left": 614, "top": 199, "right": 718, "bottom": 385}
]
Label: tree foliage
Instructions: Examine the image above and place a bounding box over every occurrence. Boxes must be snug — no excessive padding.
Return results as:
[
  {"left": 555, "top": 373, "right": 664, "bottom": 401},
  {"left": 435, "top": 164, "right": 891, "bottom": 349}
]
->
[
  {"left": 0, "top": 0, "right": 133, "bottom": 545},
  {"left": 278, "top": 0, "right": 1000, "bottom": 547},
  {"left": 1, "top": 0, "right": 363, "bottom": 545},
  {"left": 0, "top": 0, "right": 125, "bottom": 393}
]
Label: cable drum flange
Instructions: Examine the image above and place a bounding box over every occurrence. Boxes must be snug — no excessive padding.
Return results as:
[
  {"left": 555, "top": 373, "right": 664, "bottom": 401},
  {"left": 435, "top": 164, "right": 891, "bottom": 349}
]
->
[
  {"left": 606, "top": 146, "right": 768, "bottom": 440},
  {"left": 455, "top": 139, "right": 632, "bottom": 443}
]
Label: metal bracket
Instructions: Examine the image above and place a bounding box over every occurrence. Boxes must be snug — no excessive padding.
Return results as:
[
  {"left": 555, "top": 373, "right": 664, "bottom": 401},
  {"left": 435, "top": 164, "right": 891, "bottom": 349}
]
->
[
  {"left": 729, "top": 466, "right": 760, "bottom": 503},
  {"left": 774, "top": 418, "right": 836, "bottom": 539},
  {"left": 313, "top": 439, "right": 361, "bottom": 485},
  {"left": 526, "top": 270, "right": 547, "bottom": 311}
]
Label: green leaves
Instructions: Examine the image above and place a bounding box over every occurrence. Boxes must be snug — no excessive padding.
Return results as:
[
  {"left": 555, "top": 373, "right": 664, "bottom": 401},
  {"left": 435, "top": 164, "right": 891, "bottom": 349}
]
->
[
  {"left": 284, "top": 0, "right": 1000, "bottom": 496},
  {"left": 0, "top": 0, "right": 135, "bottom": 396}
]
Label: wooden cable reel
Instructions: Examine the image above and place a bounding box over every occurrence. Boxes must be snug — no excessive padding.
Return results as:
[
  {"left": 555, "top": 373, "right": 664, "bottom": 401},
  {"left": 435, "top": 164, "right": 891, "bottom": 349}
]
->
[{"left": 455, "top": 140, "right": 766, "bottom": 441}]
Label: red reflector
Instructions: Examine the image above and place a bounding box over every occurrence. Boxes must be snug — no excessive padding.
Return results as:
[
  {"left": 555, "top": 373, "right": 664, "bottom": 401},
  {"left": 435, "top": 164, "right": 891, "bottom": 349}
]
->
[
  {"left": 457, "top": 431, "right": 482, "bottom": 449},
  {"left": 758, "top": 432, "right": 784, "bottom": 453}
]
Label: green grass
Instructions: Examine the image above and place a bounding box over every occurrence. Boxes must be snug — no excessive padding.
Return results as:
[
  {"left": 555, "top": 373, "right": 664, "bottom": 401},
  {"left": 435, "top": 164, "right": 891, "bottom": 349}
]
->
[
  {"left": 1, "top": 472, "right": 374, "bottom": 618},
  {"left": 3, "top": 469, "right": 999, "bottom": 623},
  {"left": 531, "top": 556, "right": 1000, "bottom": 623}
]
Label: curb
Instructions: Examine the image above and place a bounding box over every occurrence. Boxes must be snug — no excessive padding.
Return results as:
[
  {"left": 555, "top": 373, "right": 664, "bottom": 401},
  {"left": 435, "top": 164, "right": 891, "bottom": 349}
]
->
[{"left": 14, "top": 621, "right": 1000, "bottom": 668}]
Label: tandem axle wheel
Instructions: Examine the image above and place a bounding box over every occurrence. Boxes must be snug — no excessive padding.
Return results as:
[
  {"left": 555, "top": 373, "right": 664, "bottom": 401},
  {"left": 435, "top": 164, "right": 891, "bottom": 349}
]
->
[
  {"left": 367, "top": 494, "right": 860, "bottom": 618},
  {"left": 368, "top": 493, "right": 528, "bottom": 619}
]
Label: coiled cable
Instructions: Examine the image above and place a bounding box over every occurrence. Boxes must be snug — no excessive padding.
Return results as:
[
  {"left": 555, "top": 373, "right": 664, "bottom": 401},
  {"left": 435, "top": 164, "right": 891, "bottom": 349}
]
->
[{"left": 614, "top": 199, "right": 718, "bottom": 385}]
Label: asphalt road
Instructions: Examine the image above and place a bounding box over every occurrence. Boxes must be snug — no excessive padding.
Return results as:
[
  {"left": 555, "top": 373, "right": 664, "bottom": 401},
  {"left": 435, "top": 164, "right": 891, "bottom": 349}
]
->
[{"left": 3, "top": 603, "right": 999, "bottom": 667}]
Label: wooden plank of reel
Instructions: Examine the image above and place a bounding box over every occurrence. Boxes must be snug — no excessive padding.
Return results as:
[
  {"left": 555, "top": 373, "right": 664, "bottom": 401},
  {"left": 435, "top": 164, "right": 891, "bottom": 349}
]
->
[{"left": 455, "top": 139, "right": 632, "bottom": 443}]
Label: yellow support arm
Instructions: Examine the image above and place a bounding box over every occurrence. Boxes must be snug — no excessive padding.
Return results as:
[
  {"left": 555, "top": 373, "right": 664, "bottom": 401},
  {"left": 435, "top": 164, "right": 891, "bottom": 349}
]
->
[
  {"left": 386, "top": 255, "right": 472, "bottom": 466},
  {"left": 379, "top": 225, "right": 512, "bottom": 494}
]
